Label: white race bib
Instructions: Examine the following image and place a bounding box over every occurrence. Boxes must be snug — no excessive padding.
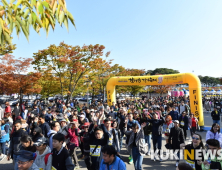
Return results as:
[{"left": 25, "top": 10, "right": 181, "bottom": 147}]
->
[
  {"left": 90, "top": 145, "right": 101, "bottom": 157},
  {"left": 185, "top": 160, "right": 195, "bottom": 170},
  {"left": 180, "top": 121, "right": 184, "bottom": 126}
]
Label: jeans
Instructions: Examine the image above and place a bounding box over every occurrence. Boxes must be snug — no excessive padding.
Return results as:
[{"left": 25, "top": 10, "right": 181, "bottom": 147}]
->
[
  {"left": 69, "top": 147, "right": 79, "bottom": 166},
  {"left": 144, "top": 135, "right": 151, "bottom": 152},
  {"left": 13, "top": 154, "right": 19, "bottom": 170},
  {"left": 119, "top": 129, "right": 124, "bottom": 150},
  {"left": 21, "top": 112, "right": 25, "bottom": 119},
  {"left": 213, "top": 120, "right": 220, "bottom": 126},
  {"left": 132, "top": 146, "right": 143, "bottom": 170},
  {"left": 0, "top": 142, "right": 6, "bottom": 155},
  {"left": 152, "top": 135, "right": 162, "bottom": 155}
]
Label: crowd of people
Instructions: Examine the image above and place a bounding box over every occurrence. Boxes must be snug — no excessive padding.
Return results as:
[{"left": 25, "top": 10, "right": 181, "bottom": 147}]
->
[{"left": 0, "top": 96, "right": 221, "bottom": 170}]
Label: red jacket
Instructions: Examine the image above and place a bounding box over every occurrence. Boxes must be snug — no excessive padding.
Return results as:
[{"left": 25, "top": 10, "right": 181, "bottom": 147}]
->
[
  {"left": 4, "top": 106, "right": 11, "bottom": 116},
  {"left": 68, "top": 128, "right": 80, "bottom": 147}
]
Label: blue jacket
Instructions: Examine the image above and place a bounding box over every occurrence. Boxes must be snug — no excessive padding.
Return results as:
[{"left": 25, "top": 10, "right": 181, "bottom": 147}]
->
[
  {"left": 99, "top": 156, "right": 126, "bottom": 170},
  {"left": 169, "top": 111, "right": 180, "bottom": 120},
  {"left": 0, "top": 123, "right": 10, "bottom": 143}
]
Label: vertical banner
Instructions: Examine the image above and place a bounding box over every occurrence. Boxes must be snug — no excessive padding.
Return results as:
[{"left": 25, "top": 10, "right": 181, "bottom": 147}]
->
[{"left": 189, "top": 88, "right": 204, "bottom": 126}]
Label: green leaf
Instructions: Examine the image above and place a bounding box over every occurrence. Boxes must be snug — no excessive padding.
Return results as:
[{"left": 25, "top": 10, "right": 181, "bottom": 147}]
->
[
  {"left": 36, "top": 16, "right": 43, "bottom": 27},
  {"left": 56, "top": 5, "right": 61, "bottom": 21},
  {"left": 3, "top": 32, "right": 12, "bottom": 45},
  {"left": 67, "top": 11, "right": 75, "bottom": 27},
  {"left": 59, "top": 11, "right": 64, "bottom": 25},
  {"left": 2, "top": 0, "right": 9, "bottom": 7},
  {"left": 31, "top": 12, "right": 37, "bottom": 24},
  {"left": 10, "top": 0, "right": 16, "bottom": 4},
  {"left": 28, "top": 13, "right": 32, "bottom": 24},
  {"left": 42, "top": 1, "right": 49, "bottom": 9},
  {"left": 38, "top": 3, "right": 44, "bottom": 15},
  {"left": 14, "top": 0, "right": 23, "bottom": 11},
  {"left": 31, "top": 0, "right": 37, "bottom": 6},
  {"left": 24, "top": 9, "right": 30, "bottom": 18},
  {"left": 64, "top": 16, "right": 68, "bottom": 31}
]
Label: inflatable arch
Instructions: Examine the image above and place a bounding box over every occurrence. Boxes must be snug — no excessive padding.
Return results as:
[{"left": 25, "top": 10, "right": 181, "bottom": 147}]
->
[{"left": 106, "top": 73, "right": 204, "bottom": 126}]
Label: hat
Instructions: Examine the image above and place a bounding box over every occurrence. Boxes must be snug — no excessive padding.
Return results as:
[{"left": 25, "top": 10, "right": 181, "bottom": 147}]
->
[
  {"left": 70, "top": 119, "right": 78, "bottom": 123},
  {"left": 82, "top": 122, "right": 90, "bottom": 128},
  {"left": 67, "top": 108, "right": 71, "bottom": 111},
  {"left": 174, "top": 120, "right": 179, "bottom": 124},
  {"left": 60, "top": 119, "right": 67, "bottom": 123},
  {"left": 33, "top": 137, "right": 47, "bottom": 147},
  {"left": 79, "top": 115, "right": 85, "bottom": 119},
  {"left": 90, "top": 109, "right": 94, "bottom": 112},
  {"left": 17, "top": 150, "right": 35, "bottom": 162},
  {"left": 56, "top": 113, "right": 64, "bottom": 120}
]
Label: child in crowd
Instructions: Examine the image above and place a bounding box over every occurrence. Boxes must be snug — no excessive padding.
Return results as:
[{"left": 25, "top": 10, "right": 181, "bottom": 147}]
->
[{"left": 52, "top": 133, "right": 74, "bottom": 170}]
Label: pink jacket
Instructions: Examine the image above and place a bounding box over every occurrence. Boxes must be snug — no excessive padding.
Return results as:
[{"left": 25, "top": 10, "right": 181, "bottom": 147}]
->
[{"left": 68, "top": 128, "right": 80, "bottom": 146}]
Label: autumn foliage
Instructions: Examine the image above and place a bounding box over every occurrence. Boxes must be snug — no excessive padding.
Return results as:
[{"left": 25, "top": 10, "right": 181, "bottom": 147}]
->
[{"left": 0, "top": 54, "right": 41, "bottom": 102}]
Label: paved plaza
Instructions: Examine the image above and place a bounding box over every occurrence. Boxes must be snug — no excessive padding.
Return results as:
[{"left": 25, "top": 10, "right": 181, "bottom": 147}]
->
[{"left": 0, "top": 111, "right": 215, "bottom": 170}]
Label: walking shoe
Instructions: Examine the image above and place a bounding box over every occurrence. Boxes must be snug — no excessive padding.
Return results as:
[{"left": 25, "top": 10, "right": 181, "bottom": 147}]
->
[
  {"left": 0, "top": 154, "right": 6, "bottom": 162},
  {"left": 153, "top": 157, "right": 156, "bottom": 161},
  {"left": 176, "top": 162, "right": 179, "bottom": 167},
  {"left": 148, "top": 151, "right": 151, "bottom": 156},
  {"left": 159, "top": 158, "right": 162, "bottom": 162},
  {"left": 128, "top": 155, "right": 132, "bottom": 160},
  {"left": 129, "top": 158, "right": 133, "bottom": 164},
  {"left": 74, "top": 166, "right": 80, "bottom": 170}
]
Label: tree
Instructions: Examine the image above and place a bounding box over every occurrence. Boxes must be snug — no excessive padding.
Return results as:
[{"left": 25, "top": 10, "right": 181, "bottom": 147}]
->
[
  {"left": 38, "top": 70, "right": 60, "bottom": 98},
  {"left": 0, "top": 0, "right": 75, "bottom": 45},
  {"left": 147, "top": 68, "right": 179, "bottom": 75},
  {"left": 32, "top": 42, "right": 111, "bottom": 103},
  {"left": 0, "top": 42, "right": 16, "bottom": 55},
  {"left": 0, "top": 54, "right": 41, "bottom": 103}
]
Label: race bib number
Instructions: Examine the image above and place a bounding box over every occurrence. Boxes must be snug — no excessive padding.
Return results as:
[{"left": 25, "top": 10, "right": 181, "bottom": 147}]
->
[
  {"left": 180, "top": 121, "right": 184, "bottom": 126},
  {"left": 108, "top": 138, "right": 112, "bottom": 145},
  {"left": 90, "top": 145, "right": 101, "bottom": 157},
  {"left": 185, "top": 160, "right": 195, "bottom": 170}
]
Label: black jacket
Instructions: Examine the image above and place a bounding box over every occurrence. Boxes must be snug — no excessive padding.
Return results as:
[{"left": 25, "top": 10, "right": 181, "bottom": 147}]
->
[
  {"left": 147, "top": 117, "right": 164, "bottom": 136},
  {"left": 211, "top": 110, "right": 221, "bottom": 120},
  {"left": 178, "top": 115, "right": 189, "bottom": 130},
  {"left": 169, "top": 127, "right": 185, "bottom": 150},
  {"left": 9, "top": 129, "right": 27, "bottom": 155},
  {"left": 88, "top": 123, "right": 109, "bottom": 170}
]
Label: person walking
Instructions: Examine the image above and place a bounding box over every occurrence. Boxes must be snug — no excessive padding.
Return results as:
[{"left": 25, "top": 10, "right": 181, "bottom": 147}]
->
[
  {"left": 178, "top": 111, "right": 189, "bottom": 140},
  {"left": 124, "top": 122, "right": 147, "bottom": 170},
  {"left": 168, "top": 120, "right": 185, "bottom": 167},
  {"left": 211, "top": 107, "right": 221, "bottom": 126},
  {"left": 189, "top": 114, "right": 198, "bottom": 136},
  {"left": 0, "top": 117, "right": 10, "bottom": 161},
  {"left": 206, "top": 123, "right": 222, "bottom": 147}
]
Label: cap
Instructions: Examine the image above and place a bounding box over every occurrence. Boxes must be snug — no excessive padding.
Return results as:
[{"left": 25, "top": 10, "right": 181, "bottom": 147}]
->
[
  {"left": 82, "top": 122, "right": 90, "bottom": 128},
  {"left": 67, "top": 108, "right": 71, "bottom": 111},
  {"left": 33, "top": 137, "right": 47, "bottom": 147},
  {"left": 90, "top": 109, "right": 94, "bottom": 112},
  {"left": 174, "top": 120, "right": 179, "bottom": 124},
  {"left": 79, "top": 115, "right": 85, "bottom": 118},
  {"left": 17, "top": 150, "right": 35, "bottom": 162}
]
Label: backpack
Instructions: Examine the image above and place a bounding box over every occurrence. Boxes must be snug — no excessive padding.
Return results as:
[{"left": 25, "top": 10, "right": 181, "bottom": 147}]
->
[
  {"left": 34, "top": 153, "right": 52, "bottom": 165},
  {"left": 0, "top": 128, "right": 2, "bottom": 138}
]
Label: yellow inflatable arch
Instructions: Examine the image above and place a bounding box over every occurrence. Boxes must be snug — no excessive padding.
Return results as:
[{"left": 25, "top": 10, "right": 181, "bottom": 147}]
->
[{"left": 106, "top": 73, "right": 204, "bottom": 126}]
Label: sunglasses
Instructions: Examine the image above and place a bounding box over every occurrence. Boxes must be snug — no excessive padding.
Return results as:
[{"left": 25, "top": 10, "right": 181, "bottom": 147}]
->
[{"left": 192, "top": 137, "right": 200, "bottom": 140}]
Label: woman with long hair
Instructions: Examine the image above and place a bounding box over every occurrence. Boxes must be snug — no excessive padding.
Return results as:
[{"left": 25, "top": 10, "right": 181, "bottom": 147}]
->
[
  {"left": 181, "top": 133, "right": 204, "bottom": 170},
  {"left": 206, "top": 123, "right": 222, "bottom": 147},
  {"left": 162, "top": 115, "right": 174, "bottom": 144}
]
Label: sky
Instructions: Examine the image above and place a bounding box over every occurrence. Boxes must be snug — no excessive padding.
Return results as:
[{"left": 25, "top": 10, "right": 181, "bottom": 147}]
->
[{"left": 11, "top": 0, "right": 222, "bottom": 77}]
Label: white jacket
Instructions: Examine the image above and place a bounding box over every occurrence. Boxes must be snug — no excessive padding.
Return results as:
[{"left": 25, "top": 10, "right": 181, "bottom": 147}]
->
[
  {"left": 34, "top": 146, "right": 52, "bottom": 170},
  {"left": 206, "top": 131, "right": 222, "bottom": 147}
]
